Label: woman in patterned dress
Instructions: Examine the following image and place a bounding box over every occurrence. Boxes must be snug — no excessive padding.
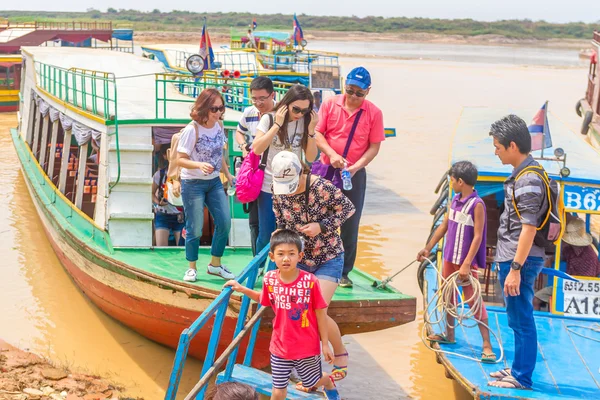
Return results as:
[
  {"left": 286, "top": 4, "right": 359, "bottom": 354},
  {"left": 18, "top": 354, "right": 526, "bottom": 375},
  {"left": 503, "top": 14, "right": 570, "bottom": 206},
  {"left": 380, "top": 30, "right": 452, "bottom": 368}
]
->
[{"left": 271, "top": 151, "right": 355, "bottom": 382}]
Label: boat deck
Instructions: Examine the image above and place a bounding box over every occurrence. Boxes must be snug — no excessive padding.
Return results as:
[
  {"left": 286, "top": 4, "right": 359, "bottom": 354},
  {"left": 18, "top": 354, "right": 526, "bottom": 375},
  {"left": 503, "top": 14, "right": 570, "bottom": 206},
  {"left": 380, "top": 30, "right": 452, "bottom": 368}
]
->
[
  {"left": 425, "top": 265, "right": 600, "bottom": 399},
  {"left": 112, "top": 246, "right": 410, "bottom": 303},
  {"left": 23, "top": 46, "right": 243, "bottom": 122}
]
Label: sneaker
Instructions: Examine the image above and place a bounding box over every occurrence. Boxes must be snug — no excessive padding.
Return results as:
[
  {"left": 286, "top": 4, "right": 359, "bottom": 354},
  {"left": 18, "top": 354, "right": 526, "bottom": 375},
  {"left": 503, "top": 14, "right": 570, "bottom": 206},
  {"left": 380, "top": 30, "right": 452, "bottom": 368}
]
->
[
  {"left": 183, "top": 268, "right": 197, "bottom": 282},
  {"left": 339, "top": 276, "right": 353, "bottom": 288},
  {"left": 207, "top": 264, "right": 235, "bottom": 280}
]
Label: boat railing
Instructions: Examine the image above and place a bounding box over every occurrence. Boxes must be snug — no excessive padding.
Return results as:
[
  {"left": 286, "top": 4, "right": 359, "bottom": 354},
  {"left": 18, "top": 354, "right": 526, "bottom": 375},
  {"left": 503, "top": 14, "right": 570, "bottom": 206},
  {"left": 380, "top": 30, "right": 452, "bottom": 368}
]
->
[
  {"left": 170, "top": 48, "right": 260, "bottom": 76},
  {"left": 93, "top": 45, "right": 134, "bottom": 54},
  {"left": 35, "top": 62, "right": 117, "bottom": 120},
  {"left": 165, "top": 245, "right": 270, "bottom": 400},
  {"left": 34, "top": 61, "right": 122, "bottom": 190},
  {"left": 593, "top": 31, "right": 600, "bottom": 45},
  {"left": 34, "top": 21, "right": 114, "bottom": 31},
  {"left": 155, "top": 73, "right": 289, "bottom": 118}
]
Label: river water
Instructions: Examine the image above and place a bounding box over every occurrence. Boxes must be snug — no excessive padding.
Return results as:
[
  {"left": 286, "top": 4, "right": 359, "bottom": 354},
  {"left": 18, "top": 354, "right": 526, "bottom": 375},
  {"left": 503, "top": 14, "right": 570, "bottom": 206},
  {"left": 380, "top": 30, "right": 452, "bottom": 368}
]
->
[{"left": 0, "top": 41, "right": 591, "bottom": 399}]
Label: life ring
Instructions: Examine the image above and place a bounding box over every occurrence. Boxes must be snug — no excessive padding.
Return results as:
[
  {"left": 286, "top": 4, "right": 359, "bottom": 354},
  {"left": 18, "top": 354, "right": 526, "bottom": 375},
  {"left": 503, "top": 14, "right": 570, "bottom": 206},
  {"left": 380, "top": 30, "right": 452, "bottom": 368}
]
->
[
  {"left": 581, "top": 110, "right": 593, "bottom": 135},
  {"left": 575, "top": 98, "right": 583, "bottom": 117},
  {"left": 429, "top": 186, "right": 449, "bottom": 215},
  {"left": 434, "top": 170, "right": 449, "bottom": 194}
]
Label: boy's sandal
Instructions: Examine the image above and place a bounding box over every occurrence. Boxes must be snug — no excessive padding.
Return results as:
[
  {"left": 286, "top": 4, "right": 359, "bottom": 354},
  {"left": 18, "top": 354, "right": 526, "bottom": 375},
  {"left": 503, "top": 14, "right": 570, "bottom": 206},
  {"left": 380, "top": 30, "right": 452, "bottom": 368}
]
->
[
  {"left": 295, "top": 382, "right": 317, "bottom": 393},
  {"left": 480, "top": 352, "right": 497, "bottom": 364},
  {"left": 428, "top": 334, "right": 456, "bottom": 345},
  {"left": 488, "top": 376, "right": 531, "bottom": 390},
  {"left": 331, "top": 352, "right": 349, "bottom": 381},
  {"left": 489, "top": 368, "right": 511, "bottom": 379}
]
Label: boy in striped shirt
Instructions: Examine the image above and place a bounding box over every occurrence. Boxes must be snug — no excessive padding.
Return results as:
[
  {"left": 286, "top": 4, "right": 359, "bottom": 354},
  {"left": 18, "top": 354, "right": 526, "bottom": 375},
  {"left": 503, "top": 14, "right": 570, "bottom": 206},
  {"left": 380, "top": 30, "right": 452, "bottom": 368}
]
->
[{"left": 417, "top": 161, "right": 495, "bottom": 363}]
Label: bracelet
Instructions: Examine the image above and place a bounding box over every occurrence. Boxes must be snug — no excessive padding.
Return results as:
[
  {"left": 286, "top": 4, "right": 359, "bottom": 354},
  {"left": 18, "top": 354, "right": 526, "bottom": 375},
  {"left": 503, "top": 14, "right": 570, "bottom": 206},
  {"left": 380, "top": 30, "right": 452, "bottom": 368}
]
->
[
  {"left": 308, "top": 133, "right": 316, "bottom": 138},
  {"left": 274, "top": 122, "right": 281, "bottom": 129}
]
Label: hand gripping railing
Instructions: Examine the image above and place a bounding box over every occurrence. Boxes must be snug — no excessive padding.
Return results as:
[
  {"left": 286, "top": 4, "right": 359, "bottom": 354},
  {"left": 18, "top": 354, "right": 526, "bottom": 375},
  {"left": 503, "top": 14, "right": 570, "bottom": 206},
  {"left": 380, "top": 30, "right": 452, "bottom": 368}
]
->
[{"left": 165, "top": 245, "right": 270, "bottom": 400}]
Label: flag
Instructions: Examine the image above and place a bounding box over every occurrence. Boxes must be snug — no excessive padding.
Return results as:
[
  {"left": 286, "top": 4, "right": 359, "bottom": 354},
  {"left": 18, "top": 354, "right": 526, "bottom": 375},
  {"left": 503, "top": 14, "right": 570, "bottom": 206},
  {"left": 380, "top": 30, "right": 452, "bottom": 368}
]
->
[
  {"left": 199, "top": 20, "right": 215, "bottom": 70},
  {"left": 293, "top": 13, "right": 304, "bottom": 46},
  {"left": 528, "top": 102, "right": 553, "bottom": 151},
  {"left": 252, "top": 18, "right": 257, "bottom": 30}
]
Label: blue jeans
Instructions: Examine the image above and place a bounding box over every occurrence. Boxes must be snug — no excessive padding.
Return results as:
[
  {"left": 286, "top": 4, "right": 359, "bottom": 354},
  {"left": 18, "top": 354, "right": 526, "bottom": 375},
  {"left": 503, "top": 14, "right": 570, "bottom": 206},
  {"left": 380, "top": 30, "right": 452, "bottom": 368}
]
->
[
  {"left": 181, "top": 178, "right": 231, "bottom": 262},
  {"left": 256, "top": 190, "right": 276, "bottom": 268},
  {"left": 498, "top": 256, "right": 544, "bottom": 388},
  {"left": 298, "top": 253, "right": 344, "bottom": 284}
]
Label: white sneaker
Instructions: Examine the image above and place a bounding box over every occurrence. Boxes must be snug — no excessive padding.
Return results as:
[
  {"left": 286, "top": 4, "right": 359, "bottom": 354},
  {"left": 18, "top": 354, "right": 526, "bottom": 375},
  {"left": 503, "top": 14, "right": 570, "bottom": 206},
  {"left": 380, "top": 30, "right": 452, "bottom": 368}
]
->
[
  {"left": 207, "top": 264, "right": 235, "bottom": 280},
  {"left": 183, "top": 268, "right": 197, "bottom": 282}
]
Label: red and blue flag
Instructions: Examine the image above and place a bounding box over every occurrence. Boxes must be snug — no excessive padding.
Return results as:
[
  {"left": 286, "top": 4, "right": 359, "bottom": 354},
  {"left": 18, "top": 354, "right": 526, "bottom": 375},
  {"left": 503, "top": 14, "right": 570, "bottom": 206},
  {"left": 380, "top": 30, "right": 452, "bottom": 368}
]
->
[
  {"left": 199, "top": 20, "right": 215, "bottom": 70},
  {"left": 252, "top": 18, "right": 257, "bottom": 30},
  {"left": 293, "top": 13, "right": 304, "bottom": 46},
  {"left": 528, "top": 102, "right": 553, "bottom": 151}
]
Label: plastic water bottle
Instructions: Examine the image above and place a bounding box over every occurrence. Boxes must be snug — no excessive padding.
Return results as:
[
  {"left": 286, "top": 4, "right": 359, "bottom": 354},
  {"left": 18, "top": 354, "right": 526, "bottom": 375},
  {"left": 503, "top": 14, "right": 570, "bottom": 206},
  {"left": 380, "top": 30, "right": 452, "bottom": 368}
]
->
[
  {"left": 234, "top": 157, "right": 242, "bottom": 175},
  {"left": 227, "top": 178, "right": 237, "bottom": 196},
  {"left": 341, "top": 168, "right": 352, "bottom": 191}
]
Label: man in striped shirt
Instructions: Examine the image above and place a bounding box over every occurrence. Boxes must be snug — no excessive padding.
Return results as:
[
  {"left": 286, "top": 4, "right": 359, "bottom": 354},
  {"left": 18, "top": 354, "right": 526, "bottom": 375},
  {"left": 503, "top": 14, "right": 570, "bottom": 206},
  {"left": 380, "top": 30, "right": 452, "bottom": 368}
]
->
[{"left": 235, "top": 77, "right": 276, "bottom": 255}]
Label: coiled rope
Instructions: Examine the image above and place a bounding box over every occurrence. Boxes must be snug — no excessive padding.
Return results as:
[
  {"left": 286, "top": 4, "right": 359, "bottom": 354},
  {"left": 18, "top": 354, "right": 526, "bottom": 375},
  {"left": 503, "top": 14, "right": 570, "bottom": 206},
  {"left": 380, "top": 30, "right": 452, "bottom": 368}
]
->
[{"left": 421, "top": 257, "right": 505, "bottom": 363}]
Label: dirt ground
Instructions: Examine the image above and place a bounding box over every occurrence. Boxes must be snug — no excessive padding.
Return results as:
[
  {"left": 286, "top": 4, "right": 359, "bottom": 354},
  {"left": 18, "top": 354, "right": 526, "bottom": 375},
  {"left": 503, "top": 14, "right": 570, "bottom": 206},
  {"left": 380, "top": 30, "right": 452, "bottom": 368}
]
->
[{"left": 0, "top": 340, "right": 131, "bottom": 400}]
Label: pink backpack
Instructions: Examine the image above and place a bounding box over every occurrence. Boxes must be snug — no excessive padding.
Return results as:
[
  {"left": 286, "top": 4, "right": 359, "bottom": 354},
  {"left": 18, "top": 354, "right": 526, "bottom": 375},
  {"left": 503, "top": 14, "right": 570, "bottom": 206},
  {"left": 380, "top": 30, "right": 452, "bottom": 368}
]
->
[{"left": 235, "top": 114, "right": 273, "bottom": 203}]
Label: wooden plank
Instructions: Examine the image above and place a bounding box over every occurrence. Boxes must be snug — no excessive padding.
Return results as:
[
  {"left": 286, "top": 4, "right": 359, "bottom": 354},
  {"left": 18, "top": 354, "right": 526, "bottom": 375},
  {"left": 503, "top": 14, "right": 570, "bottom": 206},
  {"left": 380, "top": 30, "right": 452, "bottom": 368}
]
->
[
  {"left": 75, "top": 142, "right": 88, "bottom": 210},
  {"left": 39, "top": 115, "right": 50, "bottom": 168},
  {"left": 25, "top": 97, "right": 36, "bottom": 146},
  {"left": 58, "top": 129, "right": 72, "bottom": 194},
  {"left": 46, "top": 120, "right": 59, "bottom": 176},
  {"left": 31, "top": 110, "right": 41, "bottom": 159},
  {"left": 217, "top": 364, "right": 325, "bottom": 399}
]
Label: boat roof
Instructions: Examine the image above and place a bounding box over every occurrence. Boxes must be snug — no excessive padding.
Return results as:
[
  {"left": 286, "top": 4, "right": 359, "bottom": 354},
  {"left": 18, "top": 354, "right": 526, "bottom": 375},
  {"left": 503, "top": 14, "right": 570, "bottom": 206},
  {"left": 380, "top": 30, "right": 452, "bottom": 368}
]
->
[
  {"left": 0, "top": 28, "right": 35, "bottom": 43},
  {"left": 451, "top": 107, "right": 600, "bottom": 186},
  {"left": 23, "top": 46, "right": 243, "bottom": 122}
]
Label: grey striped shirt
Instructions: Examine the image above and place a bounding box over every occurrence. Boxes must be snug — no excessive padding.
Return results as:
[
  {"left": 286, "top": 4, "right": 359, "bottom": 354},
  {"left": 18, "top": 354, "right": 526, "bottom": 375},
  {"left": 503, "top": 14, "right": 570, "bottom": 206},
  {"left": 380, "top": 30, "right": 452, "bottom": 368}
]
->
[{"left": 496, "top": 155, "right": 548, "bottom": 262}]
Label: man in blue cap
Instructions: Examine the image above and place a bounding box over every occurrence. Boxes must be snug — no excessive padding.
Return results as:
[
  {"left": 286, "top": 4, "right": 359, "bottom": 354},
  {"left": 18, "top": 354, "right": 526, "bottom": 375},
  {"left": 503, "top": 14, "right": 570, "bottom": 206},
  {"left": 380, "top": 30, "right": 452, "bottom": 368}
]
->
[{"left": 314, "top": 66, "right": 385, "bottom": 289}]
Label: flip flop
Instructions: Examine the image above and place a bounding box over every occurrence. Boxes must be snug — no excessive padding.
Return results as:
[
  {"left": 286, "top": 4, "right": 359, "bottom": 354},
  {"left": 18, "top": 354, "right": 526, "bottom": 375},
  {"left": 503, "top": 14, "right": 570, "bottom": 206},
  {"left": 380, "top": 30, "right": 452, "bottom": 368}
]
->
[
  {"left": 481, "top": 352, "right": 497, "bottom": 364},
  {"left": 324, "top": 376, "right": 341, "bottom": 400},
  {"left": 488, "top": 376, "right": 531, "bottom": 390},
  {"left": 295, "top": 382, "right": 317, "bottom": 393},
  {"left": 428, "top": 334, "right": 456, "bottom": 345},
  {"left": 489, "top": 368, "right": 511, "bottom": 379}
]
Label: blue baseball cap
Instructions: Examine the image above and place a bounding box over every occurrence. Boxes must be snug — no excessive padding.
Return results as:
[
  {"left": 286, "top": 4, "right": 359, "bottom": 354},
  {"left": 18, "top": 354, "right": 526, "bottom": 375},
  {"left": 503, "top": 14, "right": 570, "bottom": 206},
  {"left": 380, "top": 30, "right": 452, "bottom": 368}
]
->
[{"left": 346, "top": 67, "right": 371, "bottom": 90}]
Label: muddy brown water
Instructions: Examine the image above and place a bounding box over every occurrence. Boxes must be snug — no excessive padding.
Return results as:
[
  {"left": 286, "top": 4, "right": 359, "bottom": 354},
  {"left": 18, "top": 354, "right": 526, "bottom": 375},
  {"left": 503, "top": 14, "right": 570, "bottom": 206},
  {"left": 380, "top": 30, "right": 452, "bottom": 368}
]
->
[{"left": 0, "top": 53, "right": 591, "bottom": 399}]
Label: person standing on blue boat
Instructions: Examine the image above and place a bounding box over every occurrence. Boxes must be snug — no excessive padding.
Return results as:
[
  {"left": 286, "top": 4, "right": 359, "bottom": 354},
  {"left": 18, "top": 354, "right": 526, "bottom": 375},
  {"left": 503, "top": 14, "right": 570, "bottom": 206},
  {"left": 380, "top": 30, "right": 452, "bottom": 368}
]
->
[
  {"left": 487, "top": 115, "right": 549, "bottom": 390},
  {"left": 417, "top": 161, "right": 495, "bottom": 363}
]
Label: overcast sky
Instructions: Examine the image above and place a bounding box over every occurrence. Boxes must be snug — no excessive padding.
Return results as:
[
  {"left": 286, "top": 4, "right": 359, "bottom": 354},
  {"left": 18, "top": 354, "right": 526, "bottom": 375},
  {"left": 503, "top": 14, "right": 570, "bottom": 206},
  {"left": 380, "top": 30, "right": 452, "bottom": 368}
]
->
[{"left": 3, "top": 0, "right": 600, "bottom": 24}]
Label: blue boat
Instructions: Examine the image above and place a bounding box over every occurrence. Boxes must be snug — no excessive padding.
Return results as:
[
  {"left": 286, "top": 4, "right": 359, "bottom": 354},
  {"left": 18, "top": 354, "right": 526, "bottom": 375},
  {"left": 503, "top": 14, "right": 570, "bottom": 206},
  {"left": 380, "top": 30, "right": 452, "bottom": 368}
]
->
[{"left": 421, "top": 107, "right": 600, "bottom": 399}]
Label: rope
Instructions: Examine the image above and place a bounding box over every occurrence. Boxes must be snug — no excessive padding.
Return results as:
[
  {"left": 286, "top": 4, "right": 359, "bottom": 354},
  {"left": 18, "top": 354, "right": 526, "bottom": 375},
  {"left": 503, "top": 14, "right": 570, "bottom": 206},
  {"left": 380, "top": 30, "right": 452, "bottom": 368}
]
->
[
  {"left": 566, "top": 323, "right": 600, "bottom": 343},
  {"left": 421, "top": 257, "right": 505, "bottom": 364}
]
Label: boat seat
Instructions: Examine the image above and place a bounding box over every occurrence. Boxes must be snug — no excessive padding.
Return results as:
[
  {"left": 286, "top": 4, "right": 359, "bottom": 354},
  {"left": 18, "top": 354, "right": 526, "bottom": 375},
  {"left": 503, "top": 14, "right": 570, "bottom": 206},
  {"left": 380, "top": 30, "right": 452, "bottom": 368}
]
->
[{"left": 216, "top": 364, "right": 328, "bottom": 399}]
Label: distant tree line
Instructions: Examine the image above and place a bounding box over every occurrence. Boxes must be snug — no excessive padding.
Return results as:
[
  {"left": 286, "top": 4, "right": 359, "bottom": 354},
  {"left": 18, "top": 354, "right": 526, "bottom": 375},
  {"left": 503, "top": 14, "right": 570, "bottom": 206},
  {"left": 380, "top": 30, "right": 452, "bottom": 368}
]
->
[{"left": 2, "top": 10, "right": 599, "bottom": 39}]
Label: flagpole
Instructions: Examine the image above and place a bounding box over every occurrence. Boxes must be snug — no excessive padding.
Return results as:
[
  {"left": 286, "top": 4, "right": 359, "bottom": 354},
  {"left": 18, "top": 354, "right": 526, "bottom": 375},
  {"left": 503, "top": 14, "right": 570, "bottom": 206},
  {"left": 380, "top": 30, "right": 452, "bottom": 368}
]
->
[{"left": 541, "top": 100, "right": 548, "bottom": 158}]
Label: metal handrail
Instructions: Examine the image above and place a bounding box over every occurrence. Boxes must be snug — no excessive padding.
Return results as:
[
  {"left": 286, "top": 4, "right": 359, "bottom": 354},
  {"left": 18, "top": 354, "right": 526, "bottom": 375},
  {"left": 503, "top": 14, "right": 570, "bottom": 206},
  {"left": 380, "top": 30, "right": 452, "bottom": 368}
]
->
[
  {"left": 155, "top": 73, "right": 290, "bottom": 118},
  {"left": 165, "top": 246, "right": 270, "bottom": 400}
]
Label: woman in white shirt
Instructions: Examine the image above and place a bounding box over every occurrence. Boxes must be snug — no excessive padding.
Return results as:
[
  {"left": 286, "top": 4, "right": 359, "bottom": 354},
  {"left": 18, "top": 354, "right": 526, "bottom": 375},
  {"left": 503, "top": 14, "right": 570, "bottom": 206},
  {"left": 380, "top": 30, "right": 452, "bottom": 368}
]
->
[
  {"left": 251, "top": 85, "right": 318, "bottom": 268},
  {"left": 177, "top": 88, "right": 234, "bottom": 282}
]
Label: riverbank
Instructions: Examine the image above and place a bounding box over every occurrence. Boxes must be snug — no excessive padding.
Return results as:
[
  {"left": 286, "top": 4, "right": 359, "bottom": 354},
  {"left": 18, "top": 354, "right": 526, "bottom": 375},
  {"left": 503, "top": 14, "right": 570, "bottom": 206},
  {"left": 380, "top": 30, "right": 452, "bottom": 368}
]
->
[
  {"left": 134, "top": 29, "right": 591, "bottom": 50},
  {"left": 0, "top": 339, "right": 127, "bottom": 400}
]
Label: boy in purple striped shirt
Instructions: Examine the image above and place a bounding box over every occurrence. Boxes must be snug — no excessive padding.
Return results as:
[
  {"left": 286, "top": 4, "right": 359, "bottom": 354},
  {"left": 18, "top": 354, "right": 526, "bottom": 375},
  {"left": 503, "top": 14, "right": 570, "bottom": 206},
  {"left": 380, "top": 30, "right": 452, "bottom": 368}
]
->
[{"left": 418, "top": 161, "right": 495, "bottom": 363}]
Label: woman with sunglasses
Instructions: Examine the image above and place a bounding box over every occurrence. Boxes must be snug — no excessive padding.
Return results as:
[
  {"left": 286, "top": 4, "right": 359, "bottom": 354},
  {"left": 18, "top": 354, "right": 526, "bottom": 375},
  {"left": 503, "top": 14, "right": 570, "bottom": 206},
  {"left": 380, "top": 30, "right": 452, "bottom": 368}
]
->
[
  {"left": 177, "top": 88, "right": 235, "bottom": 282},
  {"left": 251, "top": 84, "right": 319, "bottom": 271}
]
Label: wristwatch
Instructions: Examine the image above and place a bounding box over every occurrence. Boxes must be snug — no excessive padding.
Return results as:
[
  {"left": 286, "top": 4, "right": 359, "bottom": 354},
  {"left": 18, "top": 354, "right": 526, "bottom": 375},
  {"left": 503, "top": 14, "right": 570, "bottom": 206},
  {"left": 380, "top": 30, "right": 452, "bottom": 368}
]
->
[
  {"left": 510, "top": 261, "right": 523, "bottom": 271},
  {"left": 238, "top": 142, "right": 247, "bottom": 150}
]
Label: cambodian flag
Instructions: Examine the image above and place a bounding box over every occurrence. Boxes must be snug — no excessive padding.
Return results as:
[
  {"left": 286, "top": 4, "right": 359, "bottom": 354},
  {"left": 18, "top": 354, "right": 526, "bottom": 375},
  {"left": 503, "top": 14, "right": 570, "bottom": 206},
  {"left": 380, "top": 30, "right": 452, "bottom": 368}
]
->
[
  {"left": 528, "top": 102, "right": 553, "bottom": 151},
  {"left": 252, "top": 18, "right": 257, "bottom": 30},
  {"left": 199, "top": 20, "right": 215, "bottom": 70},
  {"left": 293, "top": 13, "right": 304, "bottom": 46}
]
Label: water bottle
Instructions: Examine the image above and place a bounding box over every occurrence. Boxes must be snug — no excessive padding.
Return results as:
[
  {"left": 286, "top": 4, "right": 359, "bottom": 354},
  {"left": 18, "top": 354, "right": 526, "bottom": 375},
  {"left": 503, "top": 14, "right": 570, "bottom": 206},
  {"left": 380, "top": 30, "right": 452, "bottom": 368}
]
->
[
  {"left": 234, "top": 157, "right": 242, "bottom": 175},
  {"left": 227, "top": 178, "right": 237, "bottom": 196},
  {"left": 341, "top": 168, "right": 352, "bottom": 191}
]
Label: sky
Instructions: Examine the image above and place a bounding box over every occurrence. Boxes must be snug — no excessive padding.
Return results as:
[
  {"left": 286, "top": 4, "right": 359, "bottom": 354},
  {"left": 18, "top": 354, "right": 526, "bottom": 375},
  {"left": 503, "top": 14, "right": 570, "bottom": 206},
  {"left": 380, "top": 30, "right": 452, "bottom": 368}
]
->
[{"left": 3, "top": 0, "right": 600, "bottom": 24}]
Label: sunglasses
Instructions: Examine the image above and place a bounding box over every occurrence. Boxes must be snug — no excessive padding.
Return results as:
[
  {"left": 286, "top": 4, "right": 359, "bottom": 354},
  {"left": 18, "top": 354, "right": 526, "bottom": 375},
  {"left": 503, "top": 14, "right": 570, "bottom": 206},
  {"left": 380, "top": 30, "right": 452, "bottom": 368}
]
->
[
  {"left": 345, "top": 88, "right": 366, "bottom": 98},
  {"left": 291, "top": 106, "right": 311, "bottom": 115},
  {"left": 209, "top": 105, "right": 226, "bottom": 113}
]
